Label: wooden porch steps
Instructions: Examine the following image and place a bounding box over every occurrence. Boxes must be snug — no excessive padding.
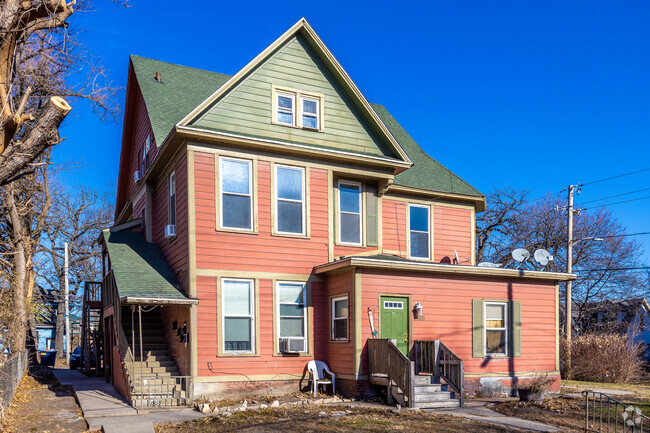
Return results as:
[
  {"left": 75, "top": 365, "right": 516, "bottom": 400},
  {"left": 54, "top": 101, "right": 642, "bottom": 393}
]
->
[{"left": 412, "top": 375, "right": 460, "bottom": 409}]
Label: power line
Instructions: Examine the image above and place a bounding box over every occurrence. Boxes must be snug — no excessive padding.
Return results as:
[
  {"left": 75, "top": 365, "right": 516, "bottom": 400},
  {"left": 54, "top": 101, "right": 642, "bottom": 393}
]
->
[
  {"left": 582, "top": 195, "right": 650, "bottom": 210},
  {"left": 597, "top": 231, "right": 650, "bottom": 239},
  {"left": 582, "top": 167, "right": 650, "bottom": 187},
  {"left": 574, "top": 266, "right": 650, "bottom": 272},
  {"left": 576, "top": 187, "right": 650, "bottom": 206}
]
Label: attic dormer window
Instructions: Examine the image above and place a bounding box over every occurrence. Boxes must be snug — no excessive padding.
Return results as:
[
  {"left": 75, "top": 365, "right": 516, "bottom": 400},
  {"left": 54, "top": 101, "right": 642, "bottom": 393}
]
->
[{"left": 272, "top": 86, "right": 323, "bottom": 131}]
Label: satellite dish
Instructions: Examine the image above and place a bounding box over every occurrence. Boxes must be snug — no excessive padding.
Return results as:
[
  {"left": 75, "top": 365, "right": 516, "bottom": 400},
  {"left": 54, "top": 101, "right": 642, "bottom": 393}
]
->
[
  {"left": 534, "top": 249, "right": 554, "bottom": 271},
  {"left": 477, "top": 262, "right": 503, "bottom": 268},
  {"left": 511, "top": 248, "right": 530, "bottom": 269}
]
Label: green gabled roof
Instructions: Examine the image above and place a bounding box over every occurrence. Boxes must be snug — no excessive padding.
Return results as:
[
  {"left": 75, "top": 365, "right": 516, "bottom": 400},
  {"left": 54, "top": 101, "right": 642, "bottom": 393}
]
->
[
  {"left": 102, "top": 230, "right": 190, "bottom": 301},
  {"left": 130, "top": 55, "right": 230, "bottom": 147},
  {"left": 371, "top": 104, "right": 483, "bottom": 198},
  {"left": 129, "top": 55, "right": 482, "bottom": 198}
]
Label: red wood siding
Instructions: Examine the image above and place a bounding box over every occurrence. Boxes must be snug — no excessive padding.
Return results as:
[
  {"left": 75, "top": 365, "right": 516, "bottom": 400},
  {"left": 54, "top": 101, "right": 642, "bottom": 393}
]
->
[
  {"left": 360, "top": 271, "right": 557, "bottom": 375},
  {"left": 323, "top": 270, "right": 355, "bottom": 375},
  {"left": 153, "top": 152, "right": 188, "bottom": 290},
  {"left": 160, "top": 305, "right": 191, "bottom": 376},
  {"left": 382, "top": 199, "right": 407, "bottom": 254},
  {"left": 195, "top": 275, "right": 316, "bottom": 377},
  {"left": 194, "top": 152, "right": 330, "bottom": 274},
  {"left": 433, "top": 206, "right": 472, "bottom": 264}
]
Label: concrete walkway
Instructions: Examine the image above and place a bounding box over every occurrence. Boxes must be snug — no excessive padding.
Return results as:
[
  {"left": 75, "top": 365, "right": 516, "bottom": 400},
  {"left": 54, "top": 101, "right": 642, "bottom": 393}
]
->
[
  {"left": 427, "top": 399, "right": 563, "bottom": 432},
  {"left": 53, "top": 369, "right": 205, "bottom": 432}
]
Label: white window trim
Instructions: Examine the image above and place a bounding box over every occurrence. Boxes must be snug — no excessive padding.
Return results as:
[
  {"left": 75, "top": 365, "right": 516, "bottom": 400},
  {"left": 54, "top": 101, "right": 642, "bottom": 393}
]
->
[
  {"left": 276, "top": 281, "right": 307, "bottom": 352},
  {"left": 222, "top": 278, "right": 255, "bottom": 354},
  {"left": 408, "top": 203, "right": 431, "bottom": 260},
  {"left": 383, "top": 301, "right": 404, "bottom": 310},
  {"left": 275, "top": 91, "right": 295, "bottom": 126},
  {"left": 219, "top": 156, "right": 253, "bottom": 231},
  {"left": 337, "top": 180, "right": 362, "bottom": 246},
  {"left": 274, "top": 164, "right": 306, "bottom": 236},
  {"left": 168, "top": 171, "right": 176, "bottom": 226},
  {"left": 484, "top": 301, "right": 508, "bottom": 357},
  {"left": 300, "top": 95, "right": 320, "bottom": 130},
  {"left": 331, "top": 296, "right": 349, "bottom": 341}
]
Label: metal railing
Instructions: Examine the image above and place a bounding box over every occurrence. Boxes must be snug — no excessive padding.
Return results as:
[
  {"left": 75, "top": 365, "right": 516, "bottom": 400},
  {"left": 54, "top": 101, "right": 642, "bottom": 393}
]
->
[
  {"left": 130, "top": 374, "right": 190, "bottom": 410},
  {"left": 368, "top": 339, "right": 415, "bottom": 407},
  {"left": 415, "top": 340, "right": 464, "bottom": 406},
  {"left": 583, "top": 391, "right": 650, "bottom": 432}
]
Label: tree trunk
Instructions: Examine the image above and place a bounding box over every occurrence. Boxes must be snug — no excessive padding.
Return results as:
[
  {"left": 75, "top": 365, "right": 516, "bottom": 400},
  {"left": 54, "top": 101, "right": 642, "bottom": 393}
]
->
[
  {"left": 55, "top": 284, "right": 65, "bottom": 357},
  {"left": 7, "top": 184, "right": 27, "bottom": 353}
]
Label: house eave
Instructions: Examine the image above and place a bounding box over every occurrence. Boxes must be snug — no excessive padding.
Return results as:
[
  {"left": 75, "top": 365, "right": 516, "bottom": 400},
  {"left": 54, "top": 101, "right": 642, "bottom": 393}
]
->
[
  {"left": 314, "top": 257, "right": 577, "bottom": 282},
  {"left": 387, "top": 184, "right": 486, "bottom": 212},
  {"left": 120, "top": 296, "right": 199, "bottom": 306}
]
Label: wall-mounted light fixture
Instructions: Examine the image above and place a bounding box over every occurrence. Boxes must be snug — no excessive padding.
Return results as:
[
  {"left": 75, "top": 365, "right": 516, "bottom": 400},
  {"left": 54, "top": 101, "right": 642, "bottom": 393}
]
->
[{"left": 413, "top": 302, "right": 424, "bottom": 319}]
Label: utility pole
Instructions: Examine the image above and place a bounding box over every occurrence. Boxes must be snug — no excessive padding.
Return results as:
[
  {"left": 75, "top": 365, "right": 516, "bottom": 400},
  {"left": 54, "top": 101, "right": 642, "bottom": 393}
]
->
[
  {"left": 64, "top": 242, "right": 70, "bottom": 365},
  {"left": 566, "top": 185, "right": 574, "bottom": 341}
]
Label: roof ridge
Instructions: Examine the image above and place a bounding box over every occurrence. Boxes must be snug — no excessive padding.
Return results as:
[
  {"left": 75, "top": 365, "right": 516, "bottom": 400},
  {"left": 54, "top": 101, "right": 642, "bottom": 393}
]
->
[{"left": 130, "top": 54, "right": 232, "bottom": 79}]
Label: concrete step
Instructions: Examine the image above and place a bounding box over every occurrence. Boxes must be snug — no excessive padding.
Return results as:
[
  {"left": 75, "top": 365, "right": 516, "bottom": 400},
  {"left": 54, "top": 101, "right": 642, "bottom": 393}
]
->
[
  {"left": 126, "top": 366, "right": 180, "bottom": 375},
  {"left": 127, "top": 360, "right": 177, "bottom": 368},
  {"left": 128, "top": 343, "right": 169, "bottom": 351},
  {"left": 413, "top": 375, "right": 440, "bottom": 385},
  {"left": 132, "top": 387, "right": 186, "bottom": 397},
  {"left": 131, "top": 377, "right": 182, "bottom": 386},
  {"left": 413, "top": 391, "right": 455, "bottom": 403},
  {"left": 414, "top": 399, "right": 461, "bottom": 409},
  {"left": 415, "top": 383, "right": 447, "bottom": 393},
  {"left": 131, "top": 398, "right": 186, "bottom": 408}
]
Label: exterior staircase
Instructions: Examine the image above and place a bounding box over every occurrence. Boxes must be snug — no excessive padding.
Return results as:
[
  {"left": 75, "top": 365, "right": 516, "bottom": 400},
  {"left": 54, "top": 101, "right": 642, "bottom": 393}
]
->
[
  {"left": 122, "top": 309, "right": 188, "bottom": 409},
  {"left": 412, "top": 375, "right": 460, "bottom": 408}
]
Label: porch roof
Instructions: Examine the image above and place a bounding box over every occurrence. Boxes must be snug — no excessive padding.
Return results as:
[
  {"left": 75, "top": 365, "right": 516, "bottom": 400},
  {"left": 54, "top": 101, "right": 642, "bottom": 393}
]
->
[
  {"left": 313, "top": 254, "right": 576, "bottom": 282},
  {"left": 102, "top": 230, "right": 197, "bottom": 305}
]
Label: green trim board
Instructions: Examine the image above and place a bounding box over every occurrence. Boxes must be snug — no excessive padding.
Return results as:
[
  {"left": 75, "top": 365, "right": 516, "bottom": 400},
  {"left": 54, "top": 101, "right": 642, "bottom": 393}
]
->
[{"left": 102, "top": 230, "right": 193, "bottom": 302}]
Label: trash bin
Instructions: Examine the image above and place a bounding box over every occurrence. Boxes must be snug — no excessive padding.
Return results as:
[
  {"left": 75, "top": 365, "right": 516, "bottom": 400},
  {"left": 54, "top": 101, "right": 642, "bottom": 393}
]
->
[{"left": 39, "top": 350, "right": 57, "bottom": 367}]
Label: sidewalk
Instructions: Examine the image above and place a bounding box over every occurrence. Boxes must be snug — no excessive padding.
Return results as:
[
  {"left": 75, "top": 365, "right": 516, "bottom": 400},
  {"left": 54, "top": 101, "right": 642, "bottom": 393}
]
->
[
  {"left": 53, "top": 369, "right": 205, "bottom": 433},
  {"left": 427, "top": 398, "right": 563, "bottom": 432}
]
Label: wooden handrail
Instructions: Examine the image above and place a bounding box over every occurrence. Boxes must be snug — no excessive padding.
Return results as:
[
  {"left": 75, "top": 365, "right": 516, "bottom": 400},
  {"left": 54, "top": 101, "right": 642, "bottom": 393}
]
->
[
  {"left": 368, "top": 339, "right": 415, "bottom": 408},
  {"left": 415, "top": 340, "right": 464, "bottom": 407}
]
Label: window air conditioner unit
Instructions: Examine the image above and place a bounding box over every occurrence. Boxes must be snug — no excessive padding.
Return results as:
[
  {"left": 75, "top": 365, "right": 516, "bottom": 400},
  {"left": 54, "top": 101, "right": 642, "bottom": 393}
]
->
[
  {"left": 280, "top": 338, "right": 305, "bottom": 354},
  {"left": 134, "top": 170, "right": 142, "bottom": 183},
  {"left": 164, "top": 225, "right": 176, "bottom": 238}
]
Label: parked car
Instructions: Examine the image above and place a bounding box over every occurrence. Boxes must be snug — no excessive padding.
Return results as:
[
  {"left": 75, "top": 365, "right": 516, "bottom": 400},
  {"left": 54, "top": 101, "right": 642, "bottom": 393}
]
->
[{"left": 69, "top": 346, "right": 81, "bottom": 369}]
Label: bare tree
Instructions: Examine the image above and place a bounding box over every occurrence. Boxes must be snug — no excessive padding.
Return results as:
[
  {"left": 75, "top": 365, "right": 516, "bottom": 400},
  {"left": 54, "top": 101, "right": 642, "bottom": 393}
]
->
[
  {"left": 477, "top": 187, "right": 650, "bottom": 332},
  {"left": 0, "top": 0, "right": 121, "bottom": 186},
  {"left": 0, "top": 151, "right": 52, "bottom": 354},
  {"left": 37, "top": 187, "right": 112, "bottom": 357}
]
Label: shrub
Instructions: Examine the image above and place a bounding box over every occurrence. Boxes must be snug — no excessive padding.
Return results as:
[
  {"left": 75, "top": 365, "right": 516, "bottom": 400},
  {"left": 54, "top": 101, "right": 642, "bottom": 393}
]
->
[
  {"left": 517, "top": 373, "right": 556, "bottom": 393},
  {"left": 562, "top": 332, "right": 645, "bottom": 383}
]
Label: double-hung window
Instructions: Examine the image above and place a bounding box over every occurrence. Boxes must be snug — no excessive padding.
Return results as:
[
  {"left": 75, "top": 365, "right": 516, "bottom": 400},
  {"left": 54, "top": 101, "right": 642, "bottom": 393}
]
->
[
  {"left": 168, "top": 171, "right": 176, "bottom": 226},
  {"left": 276, "top": 92, "right": 295, "bottom": 126},
  {"left": 301, "top": 96, "right": 320, "bottom": 129},
  {"left": 222, "top": 279, "right": 254, "bottom": 353},
  {"left": 338, "top": 181, "right": 362, "bottom": 245},
  {"left": 409, "top": 204, "right": 430, "bottom": 259},
  {"left": 220, "top": 157, "right": 253, "bottom": 230},
  {"left": 331, "top": 296, "right": 348, "bottom": 341},
  {"left": 275, "top": 165, "right": 305, "bottom": 235},
  {"left": 277, "top": 282, "right": 307, "bottom": 352},
  {"left": 485, "top": 302, "right": 507, "bottom": 356}
]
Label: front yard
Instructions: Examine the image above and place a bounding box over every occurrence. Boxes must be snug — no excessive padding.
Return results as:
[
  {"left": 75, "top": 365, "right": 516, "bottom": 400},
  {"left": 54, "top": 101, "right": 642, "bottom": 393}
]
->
[{"left": 156, "top": 405, "right": 518, "bottom": 433}]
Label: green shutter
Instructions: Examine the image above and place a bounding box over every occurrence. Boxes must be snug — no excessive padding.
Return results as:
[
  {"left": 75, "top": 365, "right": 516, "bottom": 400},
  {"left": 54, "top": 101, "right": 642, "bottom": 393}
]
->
[
  {"left": 511, "top": 301, "right": 521, "bottom": 357},
  {"left": 366, "top": 185, "right": 378, "bottom": 247},
  {"left": 472, "top": 299, "right": 484, "bottom": 357}
]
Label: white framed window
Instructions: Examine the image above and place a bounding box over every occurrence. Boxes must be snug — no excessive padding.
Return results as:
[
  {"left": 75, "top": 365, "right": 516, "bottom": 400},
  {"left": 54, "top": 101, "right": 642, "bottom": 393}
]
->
[
  {"left": 409, "top": 204, "right": 430, "bottom": 259},
  {"left": 331, "top": 296, "right": 349, "bottom": 341},
  {"left": 222, "top": 279, "right": 255, "bottom": 353},
  {"left": 485, "top": 302, "right": 508, "bottom": 356},
  {"left": 383, "top": 301, "right": 404, "bottom": 309},
  {"left": 338, "top": 181, "right": 362, "bottom": 245},
  {"left": 301, "top": 96, "right": 320, "bottom": 129},
  {"left": 275, "top": 165, "right": 305, "bottom": 235},
  {"left": 168, "top": 171, "right": 176, "bottom": 226},
  {"left": 276, "top": 92, "right": 295, "bottom": 126},
  {"left": 220, "top": 157, "right": 253, "bottom": 230},
  {"left": 277, "top": 282, "right": 307, "bottom": 352}
]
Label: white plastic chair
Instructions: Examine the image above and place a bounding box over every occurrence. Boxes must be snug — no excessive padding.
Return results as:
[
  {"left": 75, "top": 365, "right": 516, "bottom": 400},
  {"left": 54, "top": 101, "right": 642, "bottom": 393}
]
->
[{"left": 307, "top": 360, "right": 335, "bottom": 397}]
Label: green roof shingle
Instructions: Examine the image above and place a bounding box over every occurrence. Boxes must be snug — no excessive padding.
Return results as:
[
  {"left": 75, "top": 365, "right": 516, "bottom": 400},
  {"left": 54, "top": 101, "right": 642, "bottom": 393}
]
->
[
  {"left": 103, "top": 230, "right": 190, "bottom": 301},
  {"left": 130, "top": 55, "right": 483, "bottom": 199}
]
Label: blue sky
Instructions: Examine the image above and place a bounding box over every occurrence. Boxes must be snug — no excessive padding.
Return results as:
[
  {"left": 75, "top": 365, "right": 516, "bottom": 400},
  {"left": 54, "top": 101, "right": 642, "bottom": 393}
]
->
[{"left": 55, "top": 0, "right": 650, "bottom": 263}]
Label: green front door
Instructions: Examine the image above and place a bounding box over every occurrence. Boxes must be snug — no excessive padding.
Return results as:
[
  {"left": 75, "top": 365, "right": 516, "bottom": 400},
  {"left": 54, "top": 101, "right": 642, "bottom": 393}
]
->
[{"left": 379, "top": 296, "right": 409, "bottom": 355}]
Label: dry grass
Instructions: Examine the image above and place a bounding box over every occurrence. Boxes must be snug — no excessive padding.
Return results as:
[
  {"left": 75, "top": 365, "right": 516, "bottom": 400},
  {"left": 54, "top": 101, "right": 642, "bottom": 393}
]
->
[{"left": 156, "top": 405, "right": 519, "bottom": 433}]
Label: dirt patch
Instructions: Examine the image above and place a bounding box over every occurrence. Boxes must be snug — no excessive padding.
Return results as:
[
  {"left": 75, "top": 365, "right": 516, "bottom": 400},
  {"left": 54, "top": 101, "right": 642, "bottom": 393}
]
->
[
  {"left": 1, "top": 363, "right": 88, "bottom": 433},
  {"left": 156, "top": 405, "right": 519, "bottom": 433},
  {"left": 492, "top": 397, "right": 590, "bottom": 432}
]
